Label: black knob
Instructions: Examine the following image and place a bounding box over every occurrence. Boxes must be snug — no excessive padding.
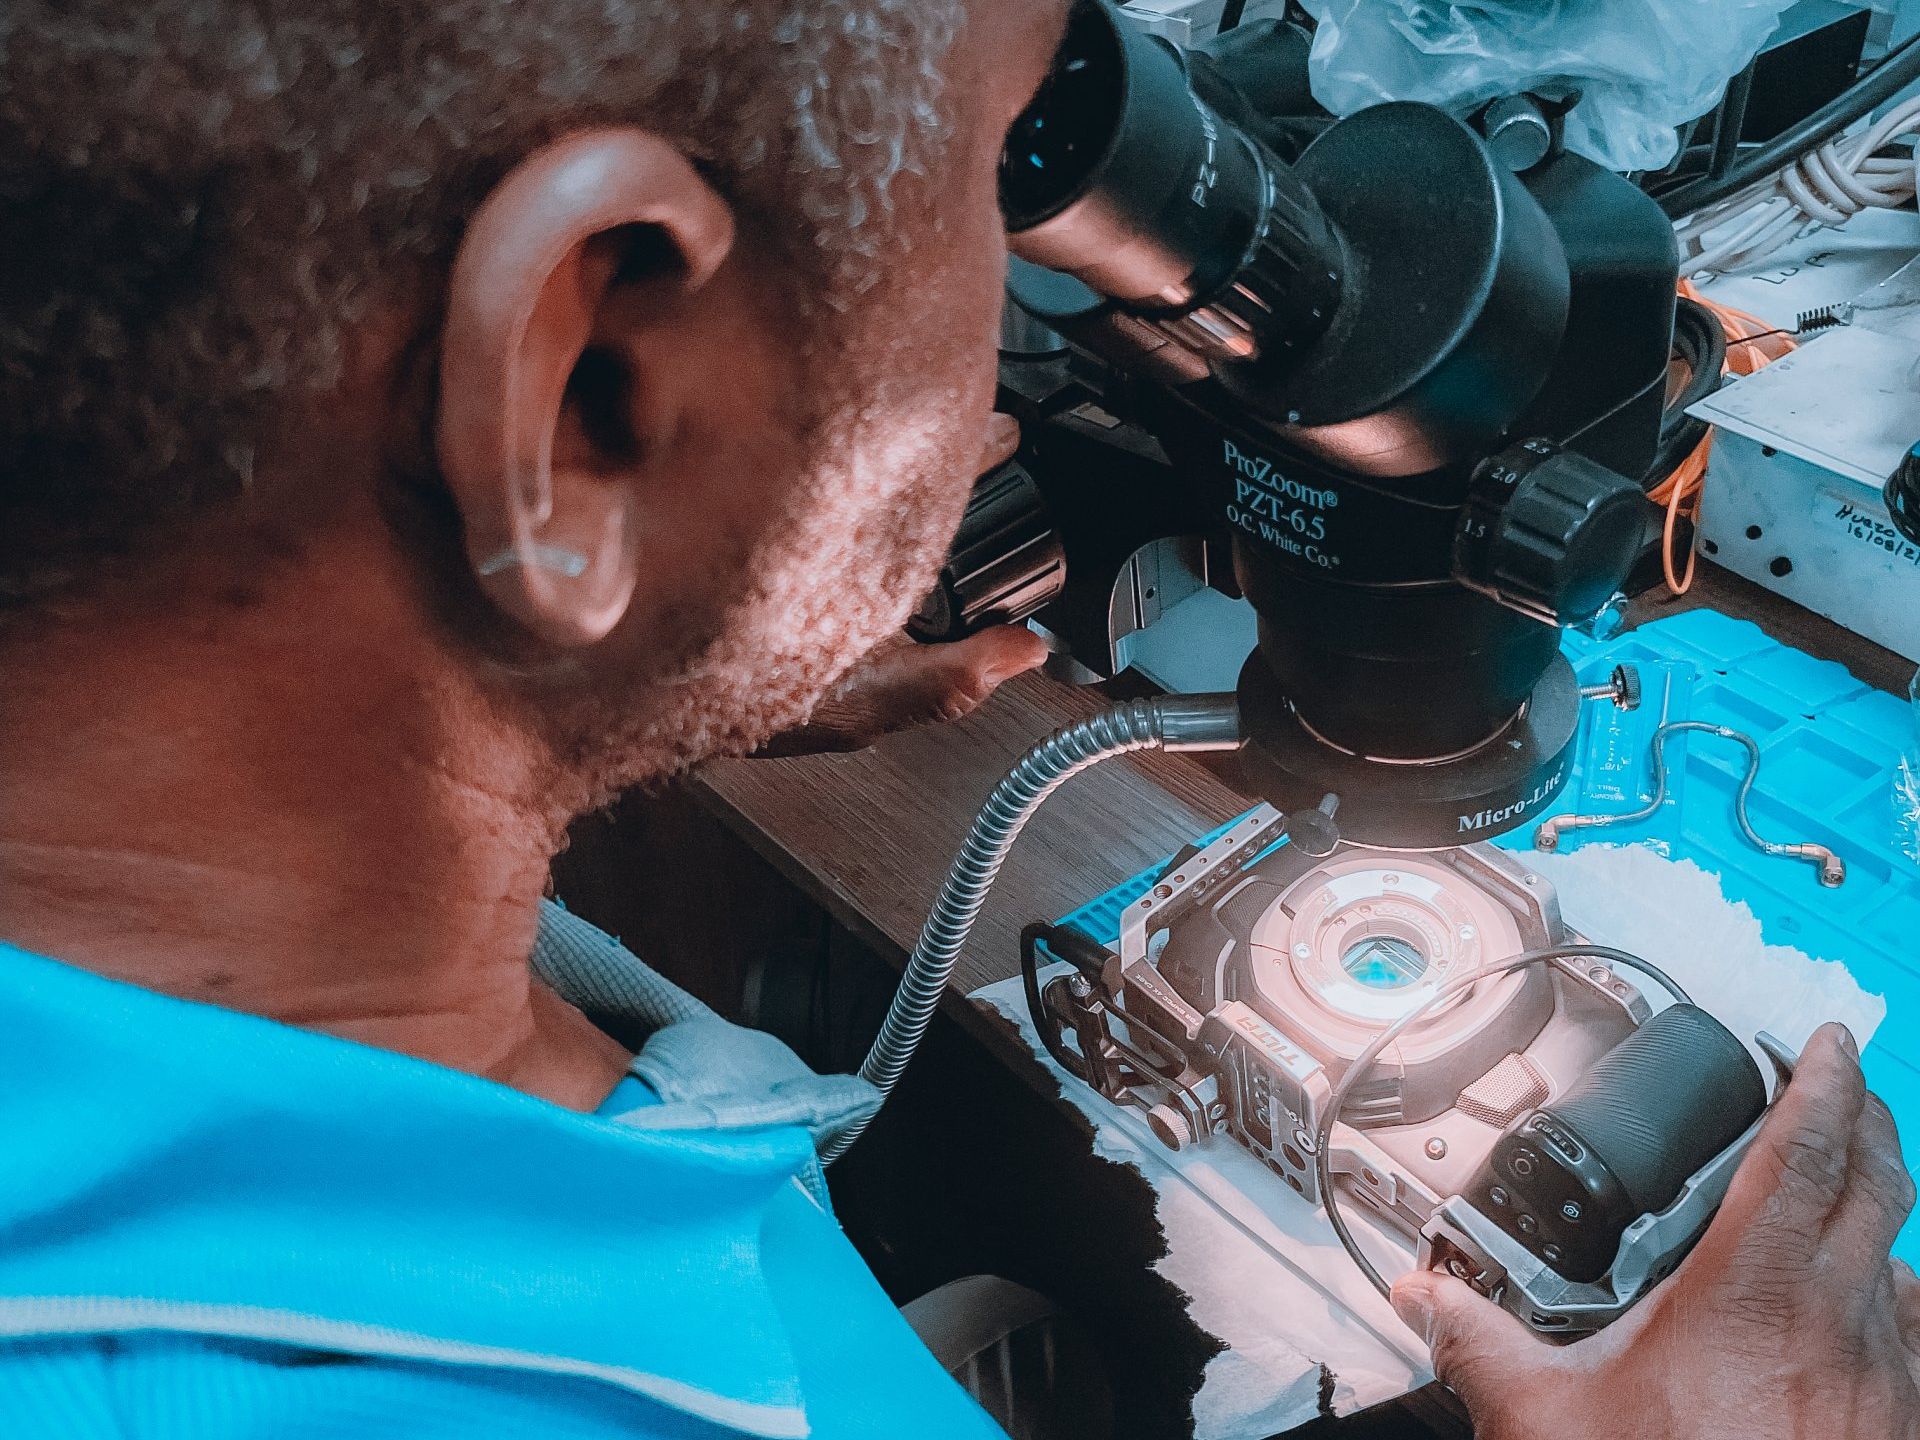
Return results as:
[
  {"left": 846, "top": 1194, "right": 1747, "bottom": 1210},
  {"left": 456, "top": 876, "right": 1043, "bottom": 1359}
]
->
[
  {"left": 1453, "top": 440, "right": 1644, "bottom": 626},
  {"left": 1283, "top": 793, "right": 1341, "bottom": 857},
  {"left": 908, "top": 460, "right": 1067, "bottom": 643}
]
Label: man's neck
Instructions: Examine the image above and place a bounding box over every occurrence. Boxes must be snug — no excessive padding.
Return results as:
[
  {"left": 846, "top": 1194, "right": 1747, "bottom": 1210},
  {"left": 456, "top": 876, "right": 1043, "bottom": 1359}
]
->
[{"left": 0, "top": 583, "right": 632, "bottom": 1112}]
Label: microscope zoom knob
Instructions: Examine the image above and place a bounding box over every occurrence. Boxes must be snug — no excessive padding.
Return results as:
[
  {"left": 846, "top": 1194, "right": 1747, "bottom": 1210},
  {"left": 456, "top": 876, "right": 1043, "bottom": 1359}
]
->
[
  {"left": 908, "top": 460, "right": 1068, "bottom": 644},
  {"left": 1453, "top": 440, "right": 1645, "bottom": 627}
]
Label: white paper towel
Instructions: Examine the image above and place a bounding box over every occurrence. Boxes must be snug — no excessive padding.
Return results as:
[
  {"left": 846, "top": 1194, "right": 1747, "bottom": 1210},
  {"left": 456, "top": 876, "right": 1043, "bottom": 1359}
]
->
[
  {"left": 969, "top": 842, "right": 1886, "bottom": 1440},
  {"left": 1526, "top": 844, "right": 1886, "bottom": 1061}
]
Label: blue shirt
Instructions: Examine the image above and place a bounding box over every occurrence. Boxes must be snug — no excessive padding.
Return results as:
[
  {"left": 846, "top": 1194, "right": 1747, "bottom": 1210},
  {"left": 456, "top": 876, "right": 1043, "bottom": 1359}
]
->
[{"left": 0, "top": 902, "right": 1006, "bottom": 1439}]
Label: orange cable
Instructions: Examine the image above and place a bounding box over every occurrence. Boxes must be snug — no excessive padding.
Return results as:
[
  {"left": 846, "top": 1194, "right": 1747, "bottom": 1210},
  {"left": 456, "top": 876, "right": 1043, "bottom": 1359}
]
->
[{"left": 1655, "top": 282, "right": 1798, "bottom": 594}]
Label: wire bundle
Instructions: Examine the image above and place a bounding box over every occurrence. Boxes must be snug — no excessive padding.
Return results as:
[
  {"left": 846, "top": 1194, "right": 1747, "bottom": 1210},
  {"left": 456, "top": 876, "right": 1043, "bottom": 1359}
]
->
[
  {"left": 1676, "top": 95, "right": 1920, "bottom": 275},
  {"left": 1648, "top": 283, "right": 1796, "bottom": 594}
]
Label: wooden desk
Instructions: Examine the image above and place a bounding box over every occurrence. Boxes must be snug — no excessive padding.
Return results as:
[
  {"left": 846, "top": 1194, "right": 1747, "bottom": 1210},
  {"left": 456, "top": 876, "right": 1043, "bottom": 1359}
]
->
[{"left": 696, "top": 563, "right": 1909, "bottom": 1021}]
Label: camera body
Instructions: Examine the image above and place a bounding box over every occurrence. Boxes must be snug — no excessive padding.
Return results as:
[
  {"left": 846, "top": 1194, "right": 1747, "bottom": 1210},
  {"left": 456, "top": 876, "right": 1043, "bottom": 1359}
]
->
[{"left": 1030, "top": 808, "right": 1771, "bottom": 1334}]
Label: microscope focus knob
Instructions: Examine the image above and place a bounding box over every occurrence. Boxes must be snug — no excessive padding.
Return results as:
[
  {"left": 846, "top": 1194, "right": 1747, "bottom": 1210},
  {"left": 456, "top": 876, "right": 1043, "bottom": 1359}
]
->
[
  {"left": 1453, "top": 440, "right": 1645, "bottom": 627},
  {"left": 908, "top": 460, "right": 1068, "bottom": 643}
]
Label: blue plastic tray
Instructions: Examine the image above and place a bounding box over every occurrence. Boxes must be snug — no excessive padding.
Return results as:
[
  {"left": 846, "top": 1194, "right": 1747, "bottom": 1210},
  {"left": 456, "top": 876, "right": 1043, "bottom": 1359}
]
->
[
  {"left": 1051, "top": 611, "right": 1920, "bottom": 1261},
  {"left": 1539, "top": 614, "right": 1918, "bottom": 1127}
]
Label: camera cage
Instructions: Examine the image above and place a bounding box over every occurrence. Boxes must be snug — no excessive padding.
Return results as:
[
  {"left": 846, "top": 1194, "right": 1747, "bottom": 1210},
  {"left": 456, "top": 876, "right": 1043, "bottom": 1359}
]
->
[{"left": 1025, "top": 808, "right": 1782, "bottom": 1336}]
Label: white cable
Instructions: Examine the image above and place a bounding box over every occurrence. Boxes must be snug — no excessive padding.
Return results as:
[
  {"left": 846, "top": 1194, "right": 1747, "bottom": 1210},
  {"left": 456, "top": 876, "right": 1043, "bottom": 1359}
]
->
[{"left": 1677, "top": 95, "right": 1920, "bottom": 276}]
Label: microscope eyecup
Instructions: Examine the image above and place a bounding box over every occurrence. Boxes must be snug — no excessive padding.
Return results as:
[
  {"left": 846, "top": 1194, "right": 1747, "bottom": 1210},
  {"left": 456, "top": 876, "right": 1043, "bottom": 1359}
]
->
[{"left": 1000, "top": 0, "right": 1342, "bottom": 366}]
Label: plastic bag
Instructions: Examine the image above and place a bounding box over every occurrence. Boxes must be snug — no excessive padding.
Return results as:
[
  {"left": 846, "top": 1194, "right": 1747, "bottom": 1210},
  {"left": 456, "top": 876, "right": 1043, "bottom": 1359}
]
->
[{"left": 1297, "top": 0, "right": 1800, "bottom": 172}]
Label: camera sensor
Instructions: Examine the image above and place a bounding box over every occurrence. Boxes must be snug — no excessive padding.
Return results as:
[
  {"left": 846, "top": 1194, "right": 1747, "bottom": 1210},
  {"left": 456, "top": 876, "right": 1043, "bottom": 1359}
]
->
[{"left": 1341, "top": 936, "right": 1430, "bottom": 991}]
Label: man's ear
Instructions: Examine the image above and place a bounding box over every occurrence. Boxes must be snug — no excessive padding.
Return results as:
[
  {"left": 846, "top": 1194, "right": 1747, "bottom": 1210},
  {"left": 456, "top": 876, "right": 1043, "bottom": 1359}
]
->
[{"left": 437, "top": 128, "right": 734, "bottom": 648}]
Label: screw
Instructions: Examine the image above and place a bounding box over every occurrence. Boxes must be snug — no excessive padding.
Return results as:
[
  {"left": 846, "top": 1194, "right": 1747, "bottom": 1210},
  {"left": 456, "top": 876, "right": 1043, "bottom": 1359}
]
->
[
  {"left": 1425, "top": 1138, "right": 1448, "bottom": 1160},
  {"left": 1459, "top": 925, "right": 1477, "bottom": 942},
  {"left": 1447, "top": 1258, "right": 1473, "bottom": 1280},
  {"left": 1293, "top": 942, "right": 1313, "bottom": 960},
  {"left": 1580, "top": 664, "right": 1642, "bottom": 711}
]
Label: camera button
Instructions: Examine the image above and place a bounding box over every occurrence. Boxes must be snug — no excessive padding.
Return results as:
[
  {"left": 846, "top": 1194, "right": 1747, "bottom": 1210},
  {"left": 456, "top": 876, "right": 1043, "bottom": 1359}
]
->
[
  {"left": 1509, "top": 1148, "right": 1538, "bottom": 1180},
  {"left": 1488, "top": 1185, "right": 1510, "bottom": 1207},
  {"left": 1535, "top": 1119, "right": 1584, "bottom": 1161},
  {"left": 1561, "top": 1200, "right": 1583, "bottom": 1223}
]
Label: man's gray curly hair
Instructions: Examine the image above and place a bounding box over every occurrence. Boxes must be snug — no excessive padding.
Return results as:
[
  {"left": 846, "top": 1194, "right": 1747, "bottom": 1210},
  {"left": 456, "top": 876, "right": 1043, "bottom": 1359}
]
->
[{"left": 0, "top": 0, "right": 961, "bottom": 605}]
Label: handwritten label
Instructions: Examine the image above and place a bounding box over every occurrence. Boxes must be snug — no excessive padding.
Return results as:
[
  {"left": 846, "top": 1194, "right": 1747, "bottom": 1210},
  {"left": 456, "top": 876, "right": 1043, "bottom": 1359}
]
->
[{"left": 1827, "top": 496, "right": 1920, "bottom": 569}]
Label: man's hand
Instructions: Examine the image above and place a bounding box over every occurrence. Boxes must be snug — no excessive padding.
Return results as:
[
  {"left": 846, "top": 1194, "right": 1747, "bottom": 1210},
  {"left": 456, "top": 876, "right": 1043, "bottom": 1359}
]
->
[
  {"left": 1392, "top": 1022, "right": 1919, "bottom": 1440},
  {"left": 755, "top": 414, "right": 1047, "bottom": 757},
  {"left": 756, "top": 625, "right": 1048, "bottom": 757}
]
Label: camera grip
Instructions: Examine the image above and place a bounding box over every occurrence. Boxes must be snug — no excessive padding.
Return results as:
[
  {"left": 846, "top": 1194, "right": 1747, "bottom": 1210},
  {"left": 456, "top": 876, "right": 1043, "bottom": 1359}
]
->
[
  {"left": 1550, "top": 1002, "right": 1766, "bottom": 1214},
  {"left": 1467, "top": 1003, "right": 1766, "bottom": 1283}
]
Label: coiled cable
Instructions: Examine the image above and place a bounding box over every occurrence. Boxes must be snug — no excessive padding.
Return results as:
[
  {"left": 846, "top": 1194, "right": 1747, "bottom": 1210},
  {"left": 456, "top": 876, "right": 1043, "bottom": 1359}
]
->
[
  {"left": 1315, "top": 945, "right": 1691, "bottom": 1303},
  {"left": 1646, "top": 284, "right": 1797, "bottom": 595},
  {"left": 821, "top": 693, "right": 1243, "bottom": 1164}
]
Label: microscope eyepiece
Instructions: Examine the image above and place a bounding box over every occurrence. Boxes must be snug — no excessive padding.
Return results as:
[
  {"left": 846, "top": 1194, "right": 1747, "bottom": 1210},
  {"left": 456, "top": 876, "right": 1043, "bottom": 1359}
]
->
[
  {"left": 998, "top": 2, "right": 1127, "bottom": 234},
  {"left": 1000, "top": 0, "right": 1342, "bottom": 368}
]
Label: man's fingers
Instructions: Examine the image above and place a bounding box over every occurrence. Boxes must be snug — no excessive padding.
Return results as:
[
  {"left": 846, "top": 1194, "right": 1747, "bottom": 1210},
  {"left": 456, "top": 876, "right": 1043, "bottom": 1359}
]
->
[
  {"left": 1392, "top": 1271, "right": 1545, "bottom": 1417},
  {"left": 1828, "top": 1089, "right": 1917, "bottom": 1271},
  {"left": 1717, "top": 1022, "right": 1867, "bottom": 1244},
  {"left": 938, "top": 623, "right": 1050, "bottom": 692},
  {"left": 791, "top": 625, "right": 1046, "bottom": 751},
  {"left": 978, "top": 412, "right": 1021, "bottom": 475},
  {"left": 878, "top": 626, "right": 1047, "bottom": 722}
]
